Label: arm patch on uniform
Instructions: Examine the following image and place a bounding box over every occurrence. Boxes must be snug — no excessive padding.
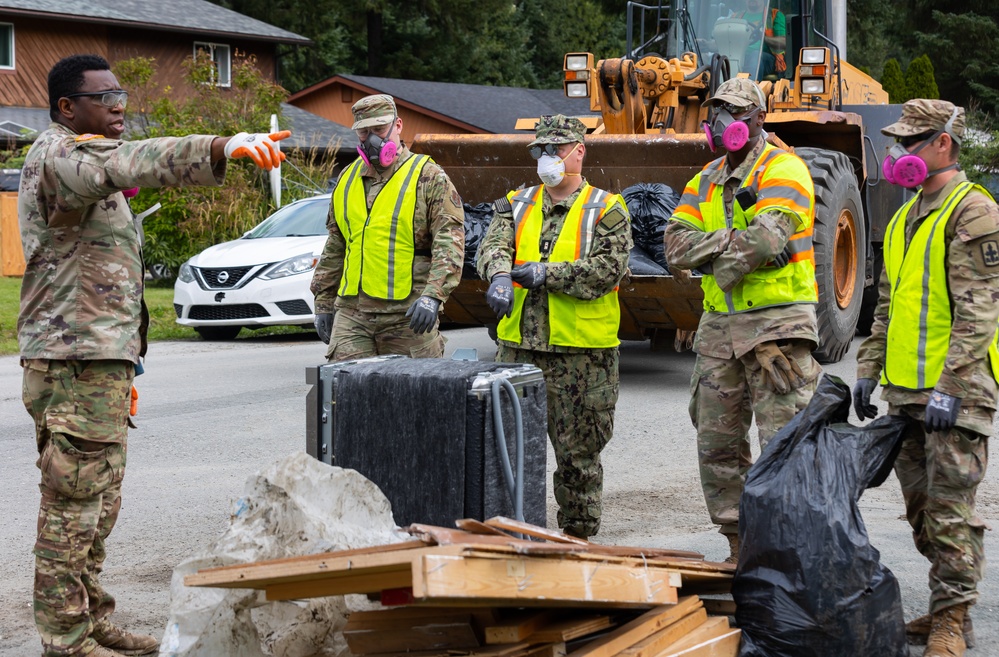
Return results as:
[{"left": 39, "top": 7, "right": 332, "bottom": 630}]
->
[
  {"left": 493, "top": 196, "right": 512, "bottom": 214},
  {"left": 975, "top": 237, "right": 999, "bottom": 269},
  {"left": 596, "top": 208, "right": 627, "bottom": 234}
]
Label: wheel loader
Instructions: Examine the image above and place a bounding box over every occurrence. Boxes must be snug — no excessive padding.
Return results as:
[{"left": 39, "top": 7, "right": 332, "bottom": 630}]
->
[{"left": 414, "top": 0, "right": 904, "bottom": 363}]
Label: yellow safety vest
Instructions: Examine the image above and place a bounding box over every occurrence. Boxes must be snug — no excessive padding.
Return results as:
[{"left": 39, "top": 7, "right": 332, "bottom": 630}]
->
[
  {"left": 497, "top": 184, "right": 623, "bottom": 348},
  {"left": 882, "top": 181, "right": 999, "bottom": 389},
  {"left": 671, "top": 143, "right": 817, "bottom": 313},
  {"left": 333, "top": 153, "right": 430, "bottom": 300}
]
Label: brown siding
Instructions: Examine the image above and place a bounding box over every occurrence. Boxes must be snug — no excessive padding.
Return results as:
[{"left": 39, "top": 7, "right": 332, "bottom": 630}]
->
[
  {"left": 0, "top": 15, "right": 280, "bottom": 110},
  {"left": 292, "top": 82, "right": 476, "bottom": 143},
  {"left": 0, "top": 16, "right": 109, "bottom": 108}
]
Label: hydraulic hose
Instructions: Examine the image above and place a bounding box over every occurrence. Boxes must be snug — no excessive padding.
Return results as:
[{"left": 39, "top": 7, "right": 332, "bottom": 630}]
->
[{"left": 491, "top": 377, "right": 524, "bottom": 524}]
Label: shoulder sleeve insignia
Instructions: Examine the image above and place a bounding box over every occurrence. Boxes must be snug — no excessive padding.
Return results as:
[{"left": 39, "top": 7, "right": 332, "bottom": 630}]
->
[
  {"left": 493, "top": 196, "right": 512, "bottom": 214},
  {"left": 980, "top": 239, "right": 999, "bottom": 268}
]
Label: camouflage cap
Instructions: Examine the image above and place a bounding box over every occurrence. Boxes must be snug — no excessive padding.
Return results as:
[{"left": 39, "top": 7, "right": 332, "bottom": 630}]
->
[
  {"left": 528, "top": 114, "right": 586, "bottom": 147},
  {"left": 881, "top": 99, "right": 965, "bottom": 142},
  {"left": 351, "top": 94, "right": 397, "bottom": 130},
  {"left": 702, "top": 78, "right": 767, "bottom": 111}
]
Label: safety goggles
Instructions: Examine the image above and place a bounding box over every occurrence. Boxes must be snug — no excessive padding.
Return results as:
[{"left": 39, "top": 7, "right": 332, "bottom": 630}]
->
[
  {"left": 895, "top": 132, "right": 936, "bottom": 148},
  {"left": 529, "top": 143, "right": 565, "bottom": 160},
  {"left": 63, "top": 90, "right": 129, "bottom": 109}
]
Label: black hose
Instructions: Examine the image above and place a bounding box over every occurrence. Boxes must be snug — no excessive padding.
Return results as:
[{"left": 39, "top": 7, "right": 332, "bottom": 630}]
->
[{"left": 491, "top": 377, "right": 524, "bottom": 524}]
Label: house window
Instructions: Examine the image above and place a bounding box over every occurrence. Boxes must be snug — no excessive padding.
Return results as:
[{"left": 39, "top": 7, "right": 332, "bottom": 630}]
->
[
  {"left": 194, "top": 42, "right": 231, "bottom": 87},
  {"left": 0, "top": 23, "right": 13, "bottom": 69}
]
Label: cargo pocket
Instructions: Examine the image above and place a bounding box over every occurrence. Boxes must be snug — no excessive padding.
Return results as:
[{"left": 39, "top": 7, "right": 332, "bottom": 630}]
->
[
  {"left": 952, "top": 428, "right": 988, "bottom": 489},
  {"left": 39, "top": 434, "right": 124, "bottom": 499},
  {"left": 583, "top": 383, "right": 618, "bottom": 412},
  {"left": 410, "top": 334, "right": 446, "bottom": 359},
  {"left": 688, "top": 369, "right": 702, "bottom": 430}
]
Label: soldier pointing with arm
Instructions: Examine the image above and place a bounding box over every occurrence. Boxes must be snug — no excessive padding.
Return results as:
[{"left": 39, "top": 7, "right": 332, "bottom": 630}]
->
[{"left": 19, "top": 54, "right": 289, "bottom": 657}]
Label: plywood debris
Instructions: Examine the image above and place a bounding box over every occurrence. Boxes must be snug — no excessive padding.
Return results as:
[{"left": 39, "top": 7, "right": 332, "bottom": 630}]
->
[{"left": 185, "top": 518, "right": 740, "bottom": 656}]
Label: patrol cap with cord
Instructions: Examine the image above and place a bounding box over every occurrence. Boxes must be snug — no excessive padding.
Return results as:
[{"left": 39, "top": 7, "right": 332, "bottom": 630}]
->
[
  {"left": 881, "top": 98, "right": 965, "bottom": 144},
  {"left": 529, "top": 114, "right": 586, "bottom": 148},
  {"left": 702, "top": 77, "right": 768, "bottom": 112},
  {"left": 351, "top": 94, "right": 397, "bottom": 130}
]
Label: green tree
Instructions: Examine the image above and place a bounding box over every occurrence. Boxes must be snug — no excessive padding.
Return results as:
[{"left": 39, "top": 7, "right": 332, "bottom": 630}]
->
[
  {"left": 915, "top": 10, "right": 999, "bottom": 115},
  {"left": 880, "top": 59, "right": 908, "bottom": 103},
  {"left": 960, "top": 103, "right": 999, "bottom": 196},
  {"left": 114, "top": 54, "right": 336, "bottom": 274},
  {"left": 904, "top": 54, "right": 939, "bottom": 100}
]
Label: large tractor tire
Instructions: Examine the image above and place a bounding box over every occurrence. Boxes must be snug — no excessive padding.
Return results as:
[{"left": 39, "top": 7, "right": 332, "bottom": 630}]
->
[{"left": 795, "top": 148, "right": 865, "bottom": 364}]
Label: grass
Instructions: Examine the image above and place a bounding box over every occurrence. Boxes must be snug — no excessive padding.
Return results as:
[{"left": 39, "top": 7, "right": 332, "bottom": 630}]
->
[{"left": 1, "top": 277, "right": 314, "bottom": 357}]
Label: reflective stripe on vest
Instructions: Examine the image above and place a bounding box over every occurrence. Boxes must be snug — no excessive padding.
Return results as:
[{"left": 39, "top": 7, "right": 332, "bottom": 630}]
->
[
  {"left": 333, "top": 154, "right": 430, "bottom": 300},
  {"left": 672, "top": 143, "right": 817, "bottom": 314},
  {"left": 882, "top": 181, "right": 999, "bottom": 389},
  {"left": 497, "top": 184, "right": 623, "bottom": 348}
]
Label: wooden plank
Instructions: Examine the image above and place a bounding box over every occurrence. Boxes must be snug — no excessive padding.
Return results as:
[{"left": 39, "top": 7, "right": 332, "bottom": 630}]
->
[
  {"left": 414, "top": 555, "right": 679, "bottom": 606},
  {"left": 564, "top": 597, "right": 702, "bottom": 657},
  {"left": 1, "top": 192, "right": 25, "bottom": 277},
  {"left": 483, "top": 517, "right": 590, "bottom": 545},
  {"left": 652, "top": 617, "right": 730, "bottom": 655},
  {"left": 485, "top": 610, "right": 558, "bottom": 644},
  {"left": 699, "top": 599, "right": 736, "bottom": 616},
  {"left": 525, "top": 644, "right": 567, "bottom": 657},
  {"left": 346, "top": 606, "right": 485, "bottom": 630},
  {"left": 344, "top": 618, "right": 480, "bottom": 654},
  {"left": 265, "top": 568, "right": 412, "bottom": 601},
  {"left": 656, "top": 629, "right": 740, "bottom": 657},
  {"left": 528, "top": 615, "right": 615, "bottom": 643},
  {"left": 619, "top": 609, "right": 708, "bottom": 657},
  {"left": 456, "top": 518, "right": 516, "bottom": 536}
]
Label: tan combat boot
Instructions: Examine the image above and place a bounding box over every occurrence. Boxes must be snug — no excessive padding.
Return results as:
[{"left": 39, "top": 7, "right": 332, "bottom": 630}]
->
[
  {"left": 924, "top": 603, "right": 968, "bottom": 657},
  {"left": 88, "top": 646, "right": 128, "bottom": 657},
  {"left": 724, "top": 533, "right": 739, "bottom": 564},
  {"left": 906, "top": 610, "right": 975, "bottom": 648},
  {"left": 92, "top": 618, "right": 159, "bottom": 656}
]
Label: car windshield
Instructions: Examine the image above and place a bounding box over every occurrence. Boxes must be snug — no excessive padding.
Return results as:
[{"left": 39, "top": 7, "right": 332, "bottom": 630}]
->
[{"left": 243, "top": 197, "right": 331, "bottom": 239}]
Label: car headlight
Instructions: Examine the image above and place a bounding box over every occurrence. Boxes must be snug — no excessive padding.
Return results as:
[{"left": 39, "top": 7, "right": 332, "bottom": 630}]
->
[
  {"left": 260, "top": 253, "right": 319, "bottom": 280},
  {"left": 177, "top": 261, "right": 195, "bottom": 283}
]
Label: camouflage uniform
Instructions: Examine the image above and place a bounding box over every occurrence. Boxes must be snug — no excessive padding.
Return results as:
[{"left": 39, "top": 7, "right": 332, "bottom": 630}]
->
[
  {"left": 19, "top": 122, "right": 224, "bottom": 656},
  {"left": 856, "top": 100, "right": 998, "bottom": 615},
  {"left": 310, "top": 95, "right": 465, "bottom": 362},
  {"left": 664, "top": 80, "right": 820, "bottom": 538},
  {"left": 477, "top": 115, "right": 632, "bottom": 537}
]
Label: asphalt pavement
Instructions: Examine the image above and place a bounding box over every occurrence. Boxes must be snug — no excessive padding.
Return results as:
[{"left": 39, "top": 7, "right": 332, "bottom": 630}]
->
[{"left": 0, "top": 329, "right": 994, "bottom": 656}]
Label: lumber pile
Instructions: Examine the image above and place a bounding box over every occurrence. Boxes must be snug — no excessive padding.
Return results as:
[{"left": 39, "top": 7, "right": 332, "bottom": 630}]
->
[{"left": 185, "top": 517, "right": 739, "bottom": 657}]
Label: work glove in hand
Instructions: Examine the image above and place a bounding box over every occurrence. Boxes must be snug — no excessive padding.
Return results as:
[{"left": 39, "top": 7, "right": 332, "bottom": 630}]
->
[
  {"left": 754, "top": 341, "right": 806, "bottom": 395},
  {"left": 772, "top": 245, "right": 792, "bottom": 268},
  {"left": 511, "top": 262, "right": 547, "bottom": 289},
  {"left": 925, "top": 390, "right": 961, "bottom": 433},
  {"left": 486, "top": 273, "right": 514, "bottom": 318},
  {"left": 406, "top": 296, "right": 441, "bottom": 334},
  {"left": 852, "top": 378, "right": 879, "bottom": 420},
  {"left": 224, "top": 130, "right": 291, "bottom": 170},
  {"left": 314, "top": 312, "right": 333, "bottom": 344}
]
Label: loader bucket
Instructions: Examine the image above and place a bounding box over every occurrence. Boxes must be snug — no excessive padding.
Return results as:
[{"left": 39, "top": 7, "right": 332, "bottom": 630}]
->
[{"left": 412, "top": 132, "right": 714, "bottom": 203}]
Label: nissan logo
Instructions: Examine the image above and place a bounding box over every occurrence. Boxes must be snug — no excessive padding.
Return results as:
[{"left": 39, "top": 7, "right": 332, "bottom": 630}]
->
[{"left": 217, "top": 270, "right": 230, "bottom": 284}]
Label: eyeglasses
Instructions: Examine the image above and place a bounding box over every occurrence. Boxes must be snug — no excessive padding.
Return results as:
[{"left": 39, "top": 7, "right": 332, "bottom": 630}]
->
[
  {"left": 63, "top": 90, "right": 129, "bottom": 109},
  {"left": 896, "top": 132, "right": 936, "bottom": 148},
  {"left": 529, "top": 143, "right": 563, "bottom": 160}
]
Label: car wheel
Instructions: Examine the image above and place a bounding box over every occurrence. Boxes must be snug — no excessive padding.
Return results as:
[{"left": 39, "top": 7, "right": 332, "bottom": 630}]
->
[{"left": 195, "top": 326, "right": 242, "bottom": 341}]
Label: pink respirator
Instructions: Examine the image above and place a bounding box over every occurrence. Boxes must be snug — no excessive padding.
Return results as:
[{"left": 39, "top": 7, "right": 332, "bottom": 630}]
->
[
  {"left": 881, "top": 107, "right": 961, "bottom": 188},
  {"left": 356, "top": 121, "right": 398, "bottom": 168},
  {"left": 121, "top": 187, "right": 139, "bottom": 198},
  {"left": 703, "top": 108, "right": 759, "bottom": 153}
]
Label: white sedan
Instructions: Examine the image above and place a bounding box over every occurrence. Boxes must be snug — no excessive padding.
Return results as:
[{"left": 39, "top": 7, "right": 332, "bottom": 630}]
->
[{"left": 173, "top": 194, "right": 332, "bottom": 340}]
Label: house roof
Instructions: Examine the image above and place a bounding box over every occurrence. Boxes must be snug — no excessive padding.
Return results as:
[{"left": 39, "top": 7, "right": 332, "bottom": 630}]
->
[
  {"left": 0, "top": 103, "right": 352, "bottom": 153},
  {"left": 290, "top": 74, "right": 599, "bottom": 134},
  {"left": 0, "top": 0, "right": 309, "bottom": 44}
]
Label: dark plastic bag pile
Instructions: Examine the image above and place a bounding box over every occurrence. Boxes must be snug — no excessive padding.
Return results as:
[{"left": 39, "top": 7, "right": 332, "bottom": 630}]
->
[
  {"left": 734, "top": 375, "right": 908, "bottom": 657},
  {"left": 622, "top": 182, "right": 680, "bottom": 270},
  {"left": 462, "top": 202, "right": 494, "bottom": 279}
]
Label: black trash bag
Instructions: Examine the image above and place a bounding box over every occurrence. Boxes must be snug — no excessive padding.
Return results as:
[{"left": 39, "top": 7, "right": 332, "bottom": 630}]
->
[
  {"left": 462, "top": 202, "right": 494, "bottom": 279},
  {"left": 734, "top": 374, "right": 908, "bottom": 657},
  {"left": 622, "top": 183, "right": 680, "bottom": 270},
  {"left": 628, "top": 245, "right": 668, "bottom": 275}
]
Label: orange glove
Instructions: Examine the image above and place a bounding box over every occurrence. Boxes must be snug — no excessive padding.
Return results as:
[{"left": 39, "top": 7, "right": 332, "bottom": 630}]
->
[
  {"left": 130, "top": 385, "right": 139, "bottom": 416},
  {"left": 224, "top": 130, "right": 291, "bottom": 170}
]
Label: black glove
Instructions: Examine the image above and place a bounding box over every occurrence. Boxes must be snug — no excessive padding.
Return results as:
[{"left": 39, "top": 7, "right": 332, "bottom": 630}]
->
[
  {"left": 405, "top": 296, "right": 441, "bottom": 334},
  {"left": 852, "top": 378, "right": 879, "bottom": 420},
  {"left": 314, "top": 312, "right": 334, "bottom": 344},
  {"left": 925, "top": 390, "right": 962, "bottom": 433},
  {"left": 486, "top": 273, "right": 514, "bottom": 318},
  {"left": 772, "top": 245, "right": 791, "bottom": 268},
  {"left": 510, "top": 261, "right": 547, "bottom": 289}
]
